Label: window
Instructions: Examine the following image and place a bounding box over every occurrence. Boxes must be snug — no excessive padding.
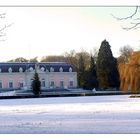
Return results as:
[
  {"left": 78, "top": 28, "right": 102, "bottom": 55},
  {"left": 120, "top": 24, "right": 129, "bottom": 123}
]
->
[
  {"left": 41, "top": 79, "right": 45, "bottom": 87},
  {"left": 69, "top": 67, "right": 72, "bottom": 72},
  {"left": 19, "top": 67, "right": 23, "bottom": 72},
  {"left": 69, "top": 81, "right": 74, "bottom": 87},
  {"left": 8, "top": 67, "right": 12, "bottom": 73},
  {"left": 0, "top": 81, "right": 2, "bottom": 88},
  {"left": 41, "top": 67, "right": 45, "bottom": 72},
  {"left": 50, "top": 67, "right": 54, "bottom": 72},
  {"left": 50, "top": 81, "right": 55, "bottom": 88},
  {"left": 29, "top": 67, "right": 33, "bottom": 72},
  {"left": 59, "top": 67, "right": 63, "bottom": 72},
  {"left": 19, "top": 79, "right": 24, "bottom": 88},
  {"left": 60, "top": 81, "right": 64, "bottom": 88},
  {"left": 19, "top": 82, "right": 24, "bottom": 88},
  {"left": 9, "top": 81, "right": 13, "bottom": 88}
]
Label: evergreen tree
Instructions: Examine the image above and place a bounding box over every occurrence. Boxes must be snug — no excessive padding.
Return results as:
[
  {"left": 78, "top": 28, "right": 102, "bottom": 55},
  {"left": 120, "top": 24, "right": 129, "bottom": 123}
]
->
[
  {"left": 96, "top": 40, "right": 120, "bottom": 89},
  {"left": 31, "top": 72, "right": 41, "bottom": 96},
  {"left": 78, "top": 54, "right": 86, "bottom": 88},
  {"left": 84, "top": 56, "right": 98, "bottom": 89}
]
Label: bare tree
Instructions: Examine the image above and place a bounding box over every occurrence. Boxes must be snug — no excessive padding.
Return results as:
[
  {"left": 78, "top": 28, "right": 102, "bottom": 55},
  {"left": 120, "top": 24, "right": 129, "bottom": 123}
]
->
[
  {"left": 90, "top": 47, "right": 99, "bottom": 63},
  {"left": 117, "top": 45, "right": 134, "bottom": 64},
  {"left": 0, "top": 13, "right": 12, "bottom": 41},
  {"left": 112, "top": 6, "right": 140, "bottom": 30}
]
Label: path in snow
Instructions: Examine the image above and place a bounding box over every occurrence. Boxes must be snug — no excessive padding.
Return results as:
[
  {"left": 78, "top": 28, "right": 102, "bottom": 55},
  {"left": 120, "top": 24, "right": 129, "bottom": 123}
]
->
[{"left": 0, "top": 95, "right": 140, "bottom": 133}]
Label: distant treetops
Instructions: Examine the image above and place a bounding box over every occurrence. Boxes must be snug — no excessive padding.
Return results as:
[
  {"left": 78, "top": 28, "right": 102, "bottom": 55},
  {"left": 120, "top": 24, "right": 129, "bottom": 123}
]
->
[
  {"left": 118, "top": 51, "right": 140, "bottom": 92},
  {"left": 7, "top": 39, "right": 140, "bottom": 91}
]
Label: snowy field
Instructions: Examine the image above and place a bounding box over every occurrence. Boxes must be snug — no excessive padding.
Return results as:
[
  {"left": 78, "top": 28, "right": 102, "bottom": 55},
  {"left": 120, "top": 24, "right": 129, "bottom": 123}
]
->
[{"left": 0, "top": 95, "right": 140, "bottom": 134}]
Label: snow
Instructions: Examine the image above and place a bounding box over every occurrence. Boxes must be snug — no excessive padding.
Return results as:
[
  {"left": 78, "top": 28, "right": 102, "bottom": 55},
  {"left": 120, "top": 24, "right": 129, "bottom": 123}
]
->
[
  {"left": 0, "top": 95, "right": 140, "bottom": 133},
  {"left": 0, "top": 91, "right": 16, "bottom": 96}
]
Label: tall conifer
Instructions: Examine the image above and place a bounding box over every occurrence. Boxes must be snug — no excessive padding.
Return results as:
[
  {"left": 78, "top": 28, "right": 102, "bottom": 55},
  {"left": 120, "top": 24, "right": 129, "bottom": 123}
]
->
[{"left": 96, "top": 40, "right": 120, "bottom": 89}]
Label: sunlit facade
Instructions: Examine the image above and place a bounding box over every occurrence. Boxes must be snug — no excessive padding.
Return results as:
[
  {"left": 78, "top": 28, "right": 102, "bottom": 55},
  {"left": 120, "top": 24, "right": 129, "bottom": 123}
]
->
[{"left": 0, "top": 62, "right": 77, "bottom": 90}]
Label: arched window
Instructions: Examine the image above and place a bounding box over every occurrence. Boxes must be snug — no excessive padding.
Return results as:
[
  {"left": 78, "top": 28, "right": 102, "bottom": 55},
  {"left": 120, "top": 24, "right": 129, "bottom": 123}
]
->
[
  {"left": 50, "top": 67, "right": 54, "bottom": 72},
  {"left": 29, "top": 67, "right": 33, "bottom": 72},
  {"left": 59, "top": 67, "right": 63, "bottom": 72},
  {"left": 69, "top": 67, "right": 72, "bottom": 72},
  {"left": 19, "top": 67, "right": 23, "bottom": 72},
  {"left": 8, "top": 67, "right": 12, "bottom": 73},
  {"left": 41, "top": 67, "right": 45, "bottom": 72}
]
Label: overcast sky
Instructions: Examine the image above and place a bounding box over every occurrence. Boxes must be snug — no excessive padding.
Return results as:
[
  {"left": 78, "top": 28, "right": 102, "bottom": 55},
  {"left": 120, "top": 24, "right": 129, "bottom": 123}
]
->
[{"left": 0, "top": 7, "right": 140, "bottom": 61}]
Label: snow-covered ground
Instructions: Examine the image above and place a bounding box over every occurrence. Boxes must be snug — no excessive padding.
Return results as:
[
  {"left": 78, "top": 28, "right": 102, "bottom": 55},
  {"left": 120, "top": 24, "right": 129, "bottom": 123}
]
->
[{"left": 0, "top": 95, "right": 140, "bottom": 134}]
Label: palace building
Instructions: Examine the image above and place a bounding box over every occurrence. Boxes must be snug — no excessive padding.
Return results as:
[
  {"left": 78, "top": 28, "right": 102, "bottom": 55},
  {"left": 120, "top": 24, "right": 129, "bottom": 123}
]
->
[{"left": 0, "top": 62, "right": 77, "bottom": 90}]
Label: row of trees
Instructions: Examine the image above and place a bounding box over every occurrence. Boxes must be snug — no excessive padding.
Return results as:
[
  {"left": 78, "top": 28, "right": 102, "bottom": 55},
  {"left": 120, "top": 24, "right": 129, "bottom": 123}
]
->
[
  {"left": 10, "top": 40, "right": 124, "bottom": 93},
  {"left": 11, "top": 39, "right": 138, "bottom": 96},
  {"left": 9, "top": 39, "right": 139, "bottom": 96}
]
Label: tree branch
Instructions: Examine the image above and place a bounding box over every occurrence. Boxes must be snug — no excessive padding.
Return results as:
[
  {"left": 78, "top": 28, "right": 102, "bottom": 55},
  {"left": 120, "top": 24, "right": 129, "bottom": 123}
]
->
[
  {"left": 122, "top": 22, "right": 140, "bottom": 30},
  {"left": 0, "top": 13, "right": 13, "bottom": 40},
  {"left": 111, "top": 6, "right": 140, "bottom": 30},
  {"left": 134, "top": 18, "right": 140, "bottom": 20},
  {"left": 0, "top": 23, "right": 13, "bottom": 37},
  {"left": 111, "top": 6, "right": 139, "bottom": 20}
]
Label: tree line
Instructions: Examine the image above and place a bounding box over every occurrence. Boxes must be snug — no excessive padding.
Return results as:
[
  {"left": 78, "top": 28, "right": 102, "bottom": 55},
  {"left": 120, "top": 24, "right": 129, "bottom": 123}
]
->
[{"left": 7, "top": 39, "right": 136, "bottom": 91}]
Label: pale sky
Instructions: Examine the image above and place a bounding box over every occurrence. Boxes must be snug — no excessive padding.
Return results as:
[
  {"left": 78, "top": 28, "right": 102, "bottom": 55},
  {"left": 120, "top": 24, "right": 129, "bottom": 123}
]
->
[{"left": 0, "top": 7, "right": 140, "bottom": 61}]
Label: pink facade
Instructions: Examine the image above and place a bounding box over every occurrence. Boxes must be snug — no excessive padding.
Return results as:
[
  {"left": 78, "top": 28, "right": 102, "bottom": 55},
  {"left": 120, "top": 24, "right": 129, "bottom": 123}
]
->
[
  {"left": 0, "top": 62, "right": 77, "bottom": 90},
  {"left": 0, "top": 73, "right": 25, "bottom": 89}
]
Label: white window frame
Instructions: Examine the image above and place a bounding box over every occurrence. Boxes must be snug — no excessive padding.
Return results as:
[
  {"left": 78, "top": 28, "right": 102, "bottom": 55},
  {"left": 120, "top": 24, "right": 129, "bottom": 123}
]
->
[
  {"left": 41, "top": 67, "right": 45, "bottom": 72},
  {"left": 50, "top": 80, "right": 55, "bottom": 88},
  {"left": 29, "top": 67, "right": 34, "bottom": 72},
  {"left": 50, "top": 67, "right": 54, "bottom": 72},
  {"left": 19, "top": 80, "right": 24, "bottom": 88},
  {"left": 9, "top": 80, "right": 14, "bottom": 88},
  {"left": 0, "top": 80, "right": 2, "bottom": 88},
  {"left": 59, "top": 67, "right": 63, "bottom": 72},
  {"left": 19, "top": 67, "right": 23, "bottom": 73},
  {"left": 69, "top": 67, "right": 72, "bottom": 72},
  {"left": 8, "top": 67, "right": 12, "bottom": 73},
  {"left": 60, "top": 80, "right": 64, "bottom": 88},
  {"left": 69, "top": 81, "right": 74, "bottom": 87},
  {"left": 41, "top": 79, "right": 46, "bottom": 87}
]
